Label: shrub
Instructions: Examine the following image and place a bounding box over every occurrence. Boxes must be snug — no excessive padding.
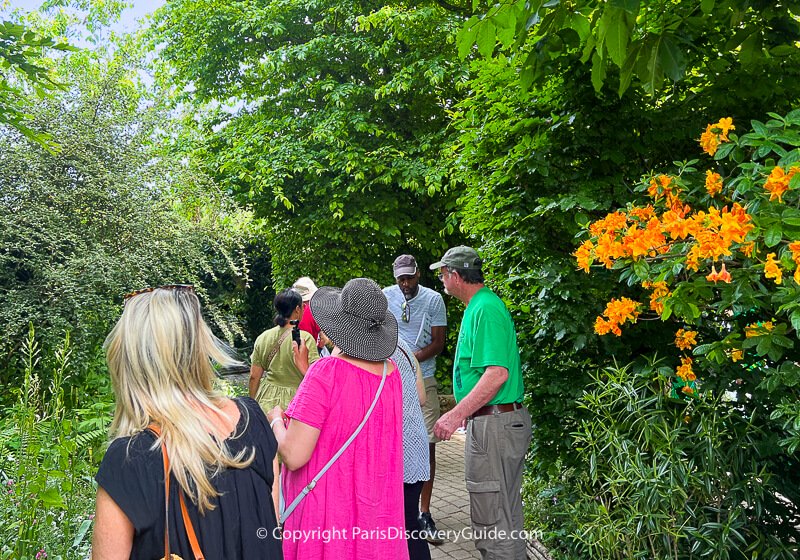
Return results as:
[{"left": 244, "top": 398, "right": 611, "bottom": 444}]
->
[
  {"left": 560, "top": 112, "right": 800, "bottom": 557},
  {"left": 0, "top": 327, "right": 109, "bottom": 560}
]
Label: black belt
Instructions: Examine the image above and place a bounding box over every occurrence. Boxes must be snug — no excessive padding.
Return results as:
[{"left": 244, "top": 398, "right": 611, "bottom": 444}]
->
[{"left": 470, "top": 402, "right": 523, "bottom": 419}]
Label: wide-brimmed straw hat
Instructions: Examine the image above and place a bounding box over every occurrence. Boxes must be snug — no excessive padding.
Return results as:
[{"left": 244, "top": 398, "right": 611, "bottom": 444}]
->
[{"left": 310, "top": 278, "right": 398, "bottom": 361}]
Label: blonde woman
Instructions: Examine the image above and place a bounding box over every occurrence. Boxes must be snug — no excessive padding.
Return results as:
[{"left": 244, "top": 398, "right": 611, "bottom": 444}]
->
[{"left": 92, "top": 285, "right": 282, "bottom": 559}]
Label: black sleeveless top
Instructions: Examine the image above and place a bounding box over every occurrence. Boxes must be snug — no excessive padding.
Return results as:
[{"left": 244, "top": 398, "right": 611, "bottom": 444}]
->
[{"left": 95, "top": 397, "right": 283, "bottom": 559}]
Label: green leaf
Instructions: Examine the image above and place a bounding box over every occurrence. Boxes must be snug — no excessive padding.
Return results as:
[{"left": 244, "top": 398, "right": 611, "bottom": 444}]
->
[
  {"left": 602, "top": 8, "right": 629, "bottom": 68},
  {"left": 40, "top": 487, "right": 66, "bottom": 509},
  {"left": 618, "top": 42, "right": 640, "bottom": 96},
  {"left": 476, "top": 20, "right": 497, "bottom": 58},
  {"left": 714, "top": 142, "right": 735, "bottom": 160},
  {"left": 644, "top": 35, "right": 664, "bottom": 95},
  {"left": 693, "top": 343, "right": 714, "bottom": 356},
  {"left": 770, "top": 45, "right": 797, "bottom": 57},
  {"left": 659, "top": 35, "right": 685, "bottom": 82},
  {"left": 755, "top": 337, "right": 770, "bottom": 356},
  {"left": 752, "top": 120, "right": 769, "bottom": 136},
  {"left": 457, "top": 17, "right": 480, "bottom": 59},
  {"left": 591, "top": 51, "right": 607, "bottom": 92},
  {"left": 764, "top": 223, "right": 783, "bottom": 247},
  {"left": 701, "top": 0, "right": 715, "bottom": 14},
  {"left": 633, "top": 258, "right": 650, "bottom": 280},
  {"left": 568, "top": 13, "right": 591, "bottom": 42},
  {"left": 740, "top": 32, "right": 761, "bottom": 64},
  {"left": 494, "top": 9, "right": 518, "bottom": 48},
  {"left": 72, "top": 519, "right": 93, "bottom": 548},
  {"left": 611, "top": 0, "right": 640, "bottom": 15}
]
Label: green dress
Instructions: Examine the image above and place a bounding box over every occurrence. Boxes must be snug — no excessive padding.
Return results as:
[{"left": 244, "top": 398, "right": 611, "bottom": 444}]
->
[{"left": 251, "top": 325, "right": 320, "bottom": 413}]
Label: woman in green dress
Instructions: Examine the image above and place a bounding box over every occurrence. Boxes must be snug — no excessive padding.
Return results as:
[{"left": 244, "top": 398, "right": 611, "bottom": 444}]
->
[
  {"left": 249, "top": 288, "right": 320, "bottom": 414},
  {"left": 249, "top": 288, "right": 320, "bottom": 516}
]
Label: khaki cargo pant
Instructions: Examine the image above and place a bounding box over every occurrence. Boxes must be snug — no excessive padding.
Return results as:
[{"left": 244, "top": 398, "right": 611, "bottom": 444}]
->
[{"left": 464, "top": 406, "right": 532, "bottom": 560}]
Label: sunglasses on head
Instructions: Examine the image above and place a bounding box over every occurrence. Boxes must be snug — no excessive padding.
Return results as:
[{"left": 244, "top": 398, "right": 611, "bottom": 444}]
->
[{"left": 123, "top": 284, "right": 195, "bottom": 303}]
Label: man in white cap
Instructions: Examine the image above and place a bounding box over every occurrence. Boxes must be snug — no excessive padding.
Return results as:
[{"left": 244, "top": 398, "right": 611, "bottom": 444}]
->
[
  {"left": 430, "top": 245, "right": 531, "bottom": 560},
  {"left": 383, "top": 254, "right": 447, "bottom": 545}
]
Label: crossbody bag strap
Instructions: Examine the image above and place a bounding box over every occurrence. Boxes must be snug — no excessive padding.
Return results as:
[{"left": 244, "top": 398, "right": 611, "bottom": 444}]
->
[
  {"left": 396, "top": 345, "right": 417, "bottom": 374},
  {"left": 148, "top": 423, "right": 204, "bottom": 560},
  {"left": 264, "top": 328, "right": 292, "bottom": 373},
  {"left": 148, "top": 424, "right": 172, "bottom": 560},
  {"left": 280, "top": 360, "right": 389, "bottom": 524},
  {"left": 179, "top": 491, "right": 205, "bottom": 560}
]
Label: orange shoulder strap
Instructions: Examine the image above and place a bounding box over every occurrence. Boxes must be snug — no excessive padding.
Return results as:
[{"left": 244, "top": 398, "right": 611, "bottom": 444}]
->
[{"left": 147, "top": 423, "right": 205, "bottom": 560}]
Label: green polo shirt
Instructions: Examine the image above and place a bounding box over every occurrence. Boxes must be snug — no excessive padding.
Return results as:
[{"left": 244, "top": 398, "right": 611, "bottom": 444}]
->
[{"left": 453, "top": 287, "right": 524, "bottom": 404}]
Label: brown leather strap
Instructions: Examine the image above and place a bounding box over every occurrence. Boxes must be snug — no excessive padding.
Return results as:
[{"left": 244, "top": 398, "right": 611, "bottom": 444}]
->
[
  {"left": 396, "top": 345, "right": 416, "bottom": 372},
  {"left": 148, "top": 423, "right": 204, "bottom": 560},
  {"left": 265, "top": 328, "right": 292, "bottom": 372},
  {"left": 470, "top": 402, "right": 523, "bottom": 419}
]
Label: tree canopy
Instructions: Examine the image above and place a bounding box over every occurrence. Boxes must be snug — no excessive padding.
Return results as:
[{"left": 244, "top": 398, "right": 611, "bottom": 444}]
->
[
  {"left": 0, "top": 19, "right": 74, "bottom": 143},
  {"left": 150, "top": 0, "right": 465, "bottom": 286}
]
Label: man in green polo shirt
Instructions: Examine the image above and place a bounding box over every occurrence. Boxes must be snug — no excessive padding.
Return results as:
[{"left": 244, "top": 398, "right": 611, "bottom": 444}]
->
[{"left": 430, "top": 245, "right": 531, "bottom": 560}]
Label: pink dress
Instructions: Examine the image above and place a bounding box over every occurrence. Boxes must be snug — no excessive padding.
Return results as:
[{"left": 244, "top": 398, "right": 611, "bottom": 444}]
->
[{"left": 282, "top": 356, "right": 408, "bottom": 560}]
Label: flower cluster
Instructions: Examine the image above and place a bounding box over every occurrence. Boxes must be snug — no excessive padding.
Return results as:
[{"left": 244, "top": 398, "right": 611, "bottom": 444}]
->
[
  {"left": 674, "top": 329, "right": 698, "bottom": 351},
  {"left": 673, "top": 330, "right": 699, "bottom": 397},
  {"left": 763, "top": 165, "right": 800, "bottom": 203},
  {"left": 705, "top": 170, "right": 723, "bottom": 197},
  {"left": 676, "top": 356, "right": 696, "bottom": 383},
  {"left": 764, "top": 253, "right": 782, "bottom": 284},
  {"left": 790, "top": 241, "right": 800, "bottom": 284},
  {"left": 745, "top": 321, "right": 774, "bottom": 338},
  {"left": 575, "top": 198, "right": 754, "bottom": 278},
  {"left": 699, "top": 117, "right": 734, "bottom": 156},
  {"left": 680, "top": 203, "right": 754, "bottom": 270},
  {"left": 648, "top": 174, "right": 682, "bottom": 207},
  {"left": 578, "top": 116, "right": 800, "bottom": 403},
  {"left": 706, "top": 262, "right": 731, "bottom": 284},
  {"left": 594, "top": 297, "right": 641, "bottom": 336},
  {"left": 642, "top": 280, "right": 670, "bottom": 314}
]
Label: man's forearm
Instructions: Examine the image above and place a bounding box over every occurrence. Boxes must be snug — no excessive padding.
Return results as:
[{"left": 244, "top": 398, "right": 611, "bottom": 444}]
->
[
  {"left": 450, "top": 366, "right": 509, "bottom": 421},
  {"left": 414, "top": 325, "right": 446, "bottom": 362},
  {"left": 415, "top": 341, "right": 443, "bottom": 363},
  {"left": 433, "top": 366, "right": 509, "bottom": 440}
]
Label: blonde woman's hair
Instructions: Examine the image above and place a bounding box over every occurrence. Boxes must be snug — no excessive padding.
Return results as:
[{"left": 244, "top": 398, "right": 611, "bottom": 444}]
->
[{"left": 104, "top": 287, "right": 253, "bottom": 513}]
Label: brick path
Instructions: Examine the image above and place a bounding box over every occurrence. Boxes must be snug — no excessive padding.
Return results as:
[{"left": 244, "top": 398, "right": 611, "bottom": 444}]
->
[
  {"left": 423, "top": 430, "right": 553, "bottom": 560},
  {"left": 427, "top": 431, "right": 481, "bottom": 560}
]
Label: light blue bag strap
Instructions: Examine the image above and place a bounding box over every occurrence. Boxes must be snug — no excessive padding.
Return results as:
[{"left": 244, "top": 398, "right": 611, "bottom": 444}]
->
[{"left": 280, "top": 359, "right": 388, "bottom": 524}]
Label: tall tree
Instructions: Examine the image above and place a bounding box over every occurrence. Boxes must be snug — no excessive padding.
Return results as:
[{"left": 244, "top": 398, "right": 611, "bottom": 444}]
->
[
  {"left": 0, "top": 41, "right": 253, "bottom": 394},
  {"left": 151, "top": 0, "right": 466, "bottom": 287},
  {"left": 456, "top": 0, "right": 800, "bottom": 96}
]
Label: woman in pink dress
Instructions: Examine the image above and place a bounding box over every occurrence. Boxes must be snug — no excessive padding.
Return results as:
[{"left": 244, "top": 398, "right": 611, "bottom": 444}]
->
[{"left": 267, "top": 278, "right": 409, "bottom": 560}]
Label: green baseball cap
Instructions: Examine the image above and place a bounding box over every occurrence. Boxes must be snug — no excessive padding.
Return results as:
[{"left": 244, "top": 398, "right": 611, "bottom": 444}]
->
[{"left": 429, "top": 245, "right": 482, "bottom": 270}]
